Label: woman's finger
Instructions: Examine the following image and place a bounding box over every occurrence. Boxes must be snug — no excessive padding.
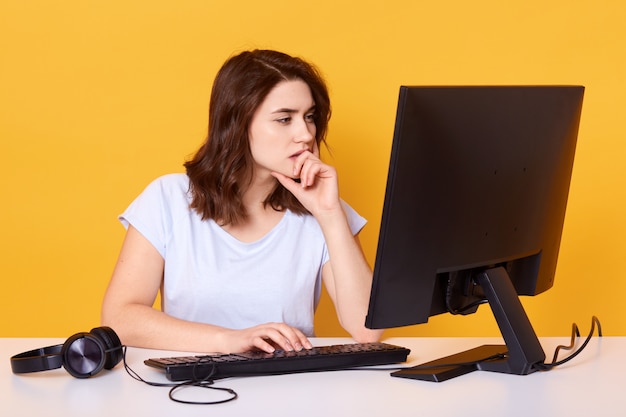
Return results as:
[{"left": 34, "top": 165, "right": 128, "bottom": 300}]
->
[{"left": 252, "top": 323, "right": 312, "bottom": 353}]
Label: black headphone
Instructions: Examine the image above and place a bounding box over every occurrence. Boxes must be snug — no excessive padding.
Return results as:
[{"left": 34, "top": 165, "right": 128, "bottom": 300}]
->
[{"left": 10, "top": 326, "right": 123, "bottom": 378}]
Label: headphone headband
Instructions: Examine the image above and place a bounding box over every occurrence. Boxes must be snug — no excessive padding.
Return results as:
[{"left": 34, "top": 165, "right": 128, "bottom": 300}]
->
[{"left": 10, "top": 344, "right": 64, "bottom": 374}]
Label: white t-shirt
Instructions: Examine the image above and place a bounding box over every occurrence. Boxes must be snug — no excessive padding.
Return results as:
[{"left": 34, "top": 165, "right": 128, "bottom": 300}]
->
[{"left": 119, "top": 173, "right": 366, "bottom": 336}]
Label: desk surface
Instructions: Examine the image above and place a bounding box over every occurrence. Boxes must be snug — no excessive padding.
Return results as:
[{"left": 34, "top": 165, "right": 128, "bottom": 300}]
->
[{"left": 2, "top": 336, "right": 623, "bottom": 417}]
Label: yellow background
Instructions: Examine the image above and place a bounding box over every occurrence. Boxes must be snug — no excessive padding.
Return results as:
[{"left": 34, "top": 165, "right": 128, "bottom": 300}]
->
[{"left": 1, "top": 0, "right": 624, "bottom": 338}]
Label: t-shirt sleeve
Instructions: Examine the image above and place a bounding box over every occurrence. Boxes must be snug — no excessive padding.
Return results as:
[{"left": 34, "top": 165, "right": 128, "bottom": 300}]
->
[
  {"left": 341, "top": 200, "right": 367, "bottom": 236},
  {"left": 119, "top": 177, "right": 171, "bottom": 258}
]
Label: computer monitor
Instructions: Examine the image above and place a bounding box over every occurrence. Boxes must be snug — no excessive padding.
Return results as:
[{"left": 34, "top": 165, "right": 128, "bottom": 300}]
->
[{"left": 365, "top": 85, "right": 585, "bottom": 381}]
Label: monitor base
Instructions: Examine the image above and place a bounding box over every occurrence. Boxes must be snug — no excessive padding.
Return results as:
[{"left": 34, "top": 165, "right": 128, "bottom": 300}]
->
[{"left": 391, "top": 344, "right": 509, "bottom": 382}]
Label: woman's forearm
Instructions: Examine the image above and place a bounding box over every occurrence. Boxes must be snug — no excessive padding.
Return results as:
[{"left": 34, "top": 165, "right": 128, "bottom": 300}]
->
[{"left": 317, "top": 208, "right": 384, "bottom": 342}]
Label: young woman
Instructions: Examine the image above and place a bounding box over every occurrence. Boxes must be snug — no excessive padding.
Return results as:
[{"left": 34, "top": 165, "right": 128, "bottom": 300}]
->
[{"left": 101, "top": 49, "right": 383, "bottom": 354}]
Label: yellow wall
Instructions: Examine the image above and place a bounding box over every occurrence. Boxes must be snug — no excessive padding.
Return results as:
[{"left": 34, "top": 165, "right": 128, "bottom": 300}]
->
[{"left": 1, "top": 0, "right": 624, "bottom": 338}]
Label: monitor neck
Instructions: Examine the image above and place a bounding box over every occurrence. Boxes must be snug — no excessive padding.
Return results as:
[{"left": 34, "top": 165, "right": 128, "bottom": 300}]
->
[{"left": 475, "top": 266, "right": 545, "bottom": 374}]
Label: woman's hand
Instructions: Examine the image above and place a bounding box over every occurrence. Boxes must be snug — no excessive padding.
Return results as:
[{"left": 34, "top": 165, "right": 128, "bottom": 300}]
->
[
  {"left": 272, "top": 149, "right": 342, "bottom": 218},
  {"left": 218, "top": 322, "right": 313, "bottom": 354}
]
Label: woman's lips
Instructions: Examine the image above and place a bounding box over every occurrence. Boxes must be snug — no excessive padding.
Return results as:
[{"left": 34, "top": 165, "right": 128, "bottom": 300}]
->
[{"left": 289, "top": 149, "right": 308, "bottom": 158}]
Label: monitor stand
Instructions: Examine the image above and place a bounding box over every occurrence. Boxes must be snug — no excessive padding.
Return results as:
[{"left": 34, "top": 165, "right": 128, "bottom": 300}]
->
[{"left": 392, "top": 266, "right": 546, "bottom": 382}]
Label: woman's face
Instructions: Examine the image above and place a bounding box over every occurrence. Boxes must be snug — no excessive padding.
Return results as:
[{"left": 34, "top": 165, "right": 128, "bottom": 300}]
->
[{"left": 248, "top": 79, "right": 317, "bottom": 181}]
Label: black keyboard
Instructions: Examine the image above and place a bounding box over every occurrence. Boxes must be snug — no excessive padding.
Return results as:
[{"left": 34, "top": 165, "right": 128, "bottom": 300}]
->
[{"left": 144, "top": 342, "right": 410, "bottom": 381}]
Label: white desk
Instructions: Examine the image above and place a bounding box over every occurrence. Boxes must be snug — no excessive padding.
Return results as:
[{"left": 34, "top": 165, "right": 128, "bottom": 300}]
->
[{"left": 2, "top": 337, "right": 623, "bottom": 417}]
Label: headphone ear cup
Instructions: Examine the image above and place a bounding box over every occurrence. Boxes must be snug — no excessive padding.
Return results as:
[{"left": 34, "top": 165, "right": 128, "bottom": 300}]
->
[
  {"left": 61, "top": 332, "right": 107, "bottom": 378},
  {"left": 89, "top": 326, "right": 123, "bottom": 370}
]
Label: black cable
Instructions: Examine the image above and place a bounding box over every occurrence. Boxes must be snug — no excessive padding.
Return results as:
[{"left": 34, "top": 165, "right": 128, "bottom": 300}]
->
[
  {"left": 550, "top": 322, "right": 581, "bottom": 364},
  {"left": 122, "top": 346, "right": 238, "bottom": 405},
  {"left": 122, "top": 346, "right": 177, "bottom": 387},
  {"left": 444, "top": 273, "right": 488, "bottom": 315},
  {"left": 448, "top": 298, "right": 488, "bottom": 315},
  {"left": 168, "top": 380, "right": 238, "bottom": 405},
  {"left": 534, "top": 316, "right": 602, "bottom": 371}
]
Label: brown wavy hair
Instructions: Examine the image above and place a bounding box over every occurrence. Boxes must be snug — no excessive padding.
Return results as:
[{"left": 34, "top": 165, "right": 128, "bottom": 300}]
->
[{"left": 184, "top": 50, "right": 331, "bottom": 225}]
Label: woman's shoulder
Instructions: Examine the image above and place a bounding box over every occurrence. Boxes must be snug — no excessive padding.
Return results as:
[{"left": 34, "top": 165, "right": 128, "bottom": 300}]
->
[
  {"left": 143, "top": 173, "right": 190, "bottom": 195},
  {"left": 149, "top": 173, "right": 189, "bottom": 188},
  {"left": 133, "top": 173, "right": 192, "bottom": 207}
]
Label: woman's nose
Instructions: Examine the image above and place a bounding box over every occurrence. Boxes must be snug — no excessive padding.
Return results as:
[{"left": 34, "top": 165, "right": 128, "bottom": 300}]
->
[{"left": 294, "top": 120, "right": 316, "bottom": 143}]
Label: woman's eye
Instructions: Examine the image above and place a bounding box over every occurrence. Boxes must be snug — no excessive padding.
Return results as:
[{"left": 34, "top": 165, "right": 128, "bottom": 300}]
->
[
  {"left": 305, "top": 113, "right": 316, "bottom": 122},
  {"left": 277, "top": 117, "right": 291, "bottom": 124}
]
